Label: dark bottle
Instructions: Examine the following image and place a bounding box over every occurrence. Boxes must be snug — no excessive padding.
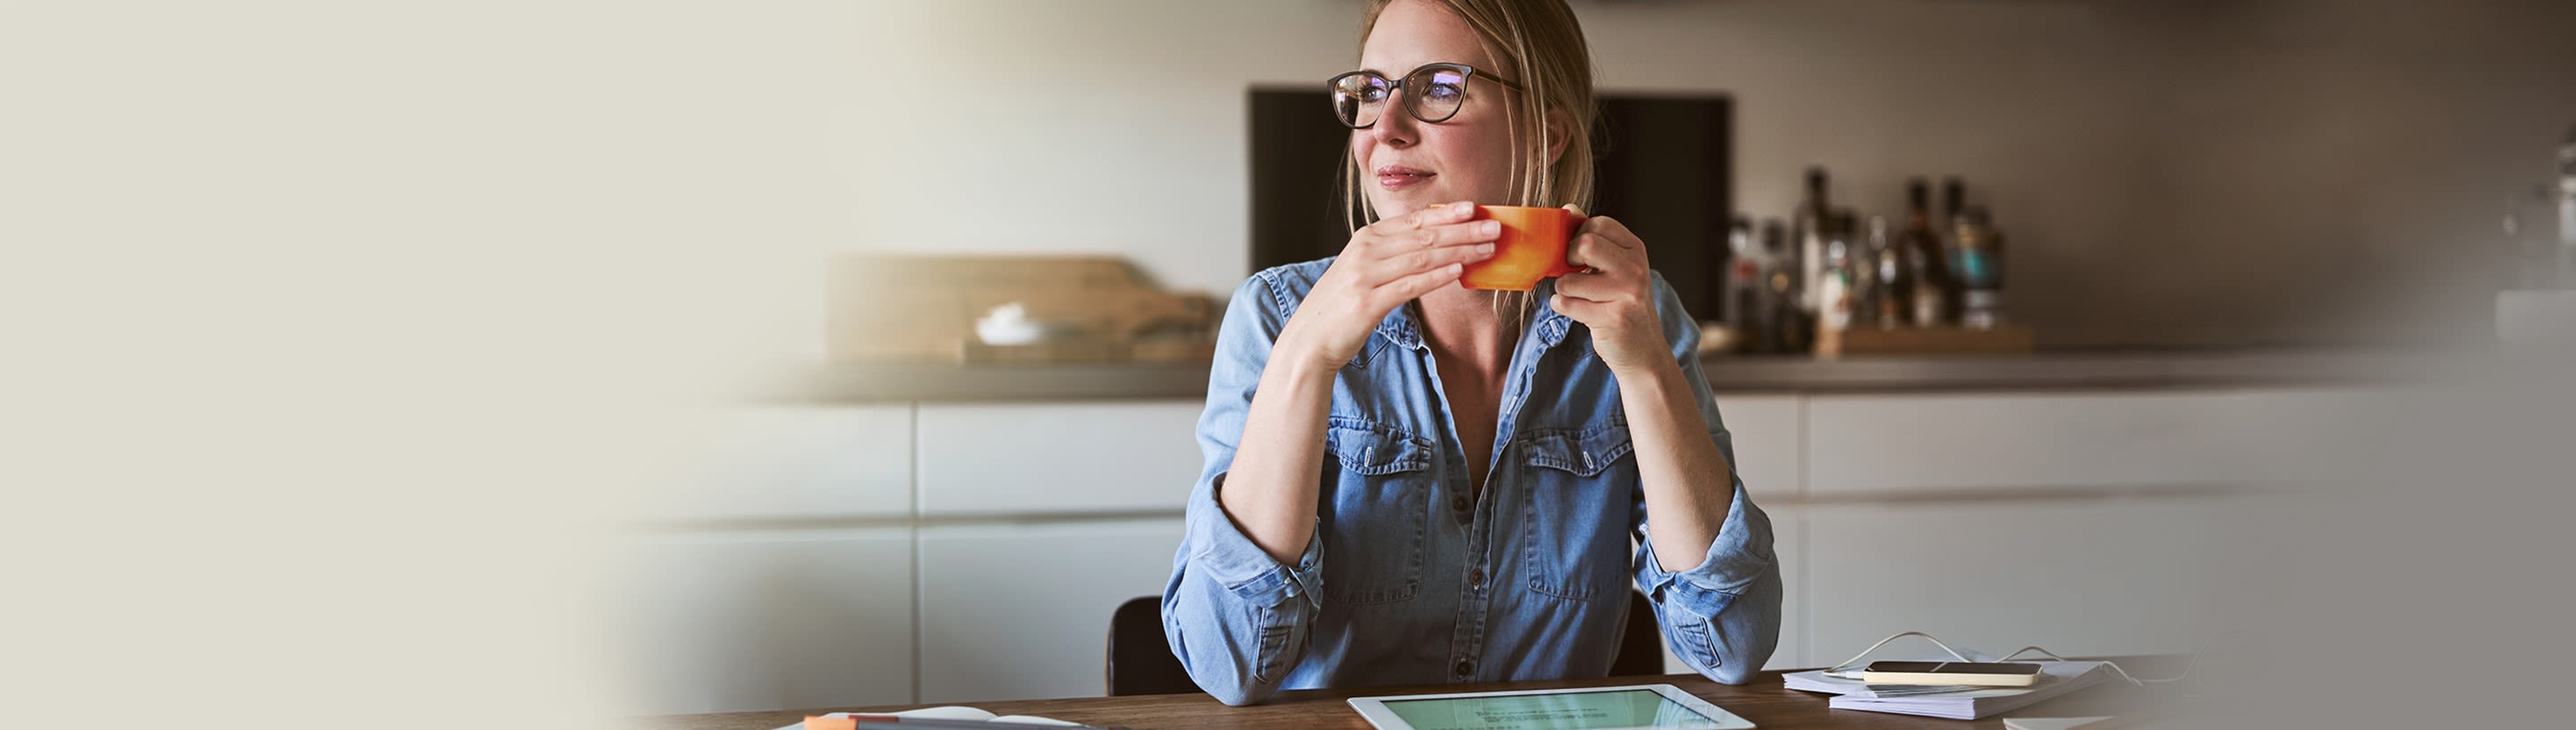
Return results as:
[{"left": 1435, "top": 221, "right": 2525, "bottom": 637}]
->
[
  {"left": 1956, "top": 207, "right": 2006, "bottom": 328},
  {"left": 1723, "top": 216, "right": 1761, "bottom": 344},
  {"left": 1941, "top": 177, "right": 1972, "bottom": 319},
  {"left": 2560, "top": 123, "right": 2575, "bottom": 285},
  {"left": 1900, "top": 179, "right": 1956, "bottom": 327},
  {"left": 1866, "top": 216, "right": 1910, "bottom": 329},
  {"left": 1791, "top": 167, "right": 1832, "bottom": 318},
  {"left": 1759, "top": 219, "right": 1807, "bottom": 354}
]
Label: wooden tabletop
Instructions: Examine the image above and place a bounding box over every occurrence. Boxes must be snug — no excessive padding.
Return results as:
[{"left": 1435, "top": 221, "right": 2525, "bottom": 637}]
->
[{"left": 640, "top": 666, "right": 2177, "bottom": 730}]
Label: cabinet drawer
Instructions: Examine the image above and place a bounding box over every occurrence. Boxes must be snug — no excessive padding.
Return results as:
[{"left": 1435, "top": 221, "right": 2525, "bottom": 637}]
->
[
  {"left": 916, "top": 401, "right": 1203, "bottom": 515},
  {"left": 1805, "top": 390, "right": 2337, "bottom": 496}
]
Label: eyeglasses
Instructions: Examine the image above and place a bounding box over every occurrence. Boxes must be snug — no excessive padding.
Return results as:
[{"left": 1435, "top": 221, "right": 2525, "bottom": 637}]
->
[{"left": 1326, "top": 62, "right": 1524, "bottom": 129}]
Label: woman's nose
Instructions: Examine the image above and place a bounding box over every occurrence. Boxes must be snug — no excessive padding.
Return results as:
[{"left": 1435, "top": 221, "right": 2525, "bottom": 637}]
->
[{"left": 1371, "top": 89, "right": 1419, "bottom": 148}]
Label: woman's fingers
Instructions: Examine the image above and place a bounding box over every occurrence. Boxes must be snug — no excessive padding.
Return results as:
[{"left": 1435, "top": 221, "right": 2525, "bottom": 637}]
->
[
  {"left": 1375, "top": 200, "right": 1479, "bottom": 234},
  {"left": 1395, "top": 241, "right": 1496, "bottom": 273},
  {"left": 1581, "top": 215, "right": 1640, "bottom": 248},
  {"left": 1564, "top": 233, "right": 1640, "bottom": 275},
  {"left": 1552, "top": 269, "right": 1613, "bottom": 301},
  {"left": 1549, "top": 292, "right": 1609, "bottom": 322},
  {"left": 1380, "top": 262, "right": 1468, "bottom": 305},
  {"left": 1370, "top": 218, "right": 1502, "bottom": 254}
]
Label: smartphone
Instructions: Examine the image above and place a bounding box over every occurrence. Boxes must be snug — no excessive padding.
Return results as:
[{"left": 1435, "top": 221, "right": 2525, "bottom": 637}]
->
[{"left": 1860, "top": 661, "right": 2043, "bottom": 687}]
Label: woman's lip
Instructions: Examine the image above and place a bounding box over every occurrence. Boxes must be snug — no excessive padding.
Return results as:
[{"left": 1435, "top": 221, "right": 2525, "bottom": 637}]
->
[{"left": 1377, "top": 170, "right": 1435, "bottom": 189}]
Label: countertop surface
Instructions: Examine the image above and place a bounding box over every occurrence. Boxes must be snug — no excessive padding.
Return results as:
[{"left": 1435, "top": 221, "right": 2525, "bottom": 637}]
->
[{"left": 788, "top": 347, "right": 2443, "bottom": 403}]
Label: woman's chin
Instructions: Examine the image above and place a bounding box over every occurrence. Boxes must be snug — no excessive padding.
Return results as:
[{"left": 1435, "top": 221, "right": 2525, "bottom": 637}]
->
[{"left": 1370, "top": 191, "right": 1451, "bottom": 220}]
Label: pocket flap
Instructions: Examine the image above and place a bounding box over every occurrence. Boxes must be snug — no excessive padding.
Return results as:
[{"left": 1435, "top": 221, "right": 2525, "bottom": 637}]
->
[
  {"left": 1326, "top": 417, "right": 1432, "bottom": 476},
  {"left": 1520, "top": 422, "right": 1635, "bottom": 477}
]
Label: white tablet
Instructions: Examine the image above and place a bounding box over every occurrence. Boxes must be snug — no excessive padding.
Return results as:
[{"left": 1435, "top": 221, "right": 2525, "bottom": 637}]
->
[{"left": 1348, "top": 683, "right": 1755, "bottom": 730}]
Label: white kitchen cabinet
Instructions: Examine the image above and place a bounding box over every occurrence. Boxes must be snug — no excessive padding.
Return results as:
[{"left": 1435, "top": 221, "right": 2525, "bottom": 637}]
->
[
  {"left": 640, "top": 405, "right": 916, "bottom": 523},
  {"left": 915, "top": 519, "right": 1187, "bottom": 703},
  {"left": 914, "top": 402, "right": 1204, "bottom": 516},
  {"left": 1806, "top": 387, "right": 2399, "bottom": 497},
  {"left": 1710, "top": 395, "right": 1804, "bottom": 501},
  {"left": 611, "top": 529, "right": 915, "bottom": 715},
  {"left": 1801, "top": 496, "right": 2266, "bottom": 665},
  {"left": 1807, "top": 390, "right": 2258, "bottom": 496}
]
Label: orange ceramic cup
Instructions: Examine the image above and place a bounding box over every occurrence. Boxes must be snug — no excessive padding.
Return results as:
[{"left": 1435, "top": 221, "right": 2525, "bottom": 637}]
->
[{"left": 1461, "top": 205, "right": 1587, "bottom": 291}]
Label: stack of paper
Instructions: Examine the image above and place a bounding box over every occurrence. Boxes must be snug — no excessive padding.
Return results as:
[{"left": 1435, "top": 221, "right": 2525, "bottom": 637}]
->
[{"left": 1784, "top": 661, "right": 2114, "bottom": 720}]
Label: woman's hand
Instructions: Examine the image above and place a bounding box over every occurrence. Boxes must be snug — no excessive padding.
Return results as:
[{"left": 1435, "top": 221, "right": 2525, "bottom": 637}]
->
[
  {"left": 1551, "top": 207, "right": 1674, "bottom": 376},
  {"left": 1280, "top": 200, "right": 1499, "bottom": 370}
]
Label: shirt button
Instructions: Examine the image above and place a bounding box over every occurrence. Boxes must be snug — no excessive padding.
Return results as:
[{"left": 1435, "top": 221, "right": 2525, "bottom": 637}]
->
[
  {"left": 1468, "top": 567, "right": 1486, "bottom": 588},
  {"left": 1454, "top": 658, "right": 1475, "bottom": 677},
  {"left": 1450, "top": 495, "right": 1470, "bottom": 512}
]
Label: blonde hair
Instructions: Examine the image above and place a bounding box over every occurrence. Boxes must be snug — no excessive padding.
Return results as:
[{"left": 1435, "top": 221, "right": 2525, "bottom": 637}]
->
[
  {"left": 1342, "top": 0, "right": 1598, "bottom": 323},
  {"left": 1343, "top": 0, "right": 1597, "bottom": 231}
]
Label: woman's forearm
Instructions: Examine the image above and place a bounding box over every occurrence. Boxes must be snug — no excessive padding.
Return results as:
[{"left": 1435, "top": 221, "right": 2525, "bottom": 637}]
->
[
  {"left": 1218, "top": 324, "right": 1342, "bottom": 564},
  {"left": 1616, "top": 358, "right": 1736, "bottom": 573}
]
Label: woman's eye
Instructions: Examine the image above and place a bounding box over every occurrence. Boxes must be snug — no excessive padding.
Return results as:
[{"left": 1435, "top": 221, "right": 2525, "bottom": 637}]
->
[{"left": 1426, "top": 83, "right": 1465, "bottom": 102}]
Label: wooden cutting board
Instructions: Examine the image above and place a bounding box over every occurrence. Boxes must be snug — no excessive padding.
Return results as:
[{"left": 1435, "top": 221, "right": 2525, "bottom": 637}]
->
[{"left": 826, "top": 255, "right": 1218, "bottom": 364}]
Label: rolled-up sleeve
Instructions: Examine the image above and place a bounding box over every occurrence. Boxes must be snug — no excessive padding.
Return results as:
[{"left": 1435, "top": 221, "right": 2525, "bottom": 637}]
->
[
  {"left": 1161, "top": 273, "right": 1325, "bottom": 705},
  {"left": 1630, "top": 274, "right": 1784, "bottom": 684}
]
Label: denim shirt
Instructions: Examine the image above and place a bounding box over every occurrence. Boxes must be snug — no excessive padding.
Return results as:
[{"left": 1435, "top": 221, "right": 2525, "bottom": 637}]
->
[{"left": 1161, "top": 259, "right": 1783, "bottom": 706}]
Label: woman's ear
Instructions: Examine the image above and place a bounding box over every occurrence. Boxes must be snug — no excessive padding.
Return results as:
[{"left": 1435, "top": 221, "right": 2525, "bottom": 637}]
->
[{"left": 1543, "top": 106, "right": 1574, "bottom": 166}]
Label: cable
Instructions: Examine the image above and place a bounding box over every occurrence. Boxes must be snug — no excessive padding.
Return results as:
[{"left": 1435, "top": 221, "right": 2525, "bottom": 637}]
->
[{"left": 1822, "top": 630, "right": 2224, "bottom": 688}]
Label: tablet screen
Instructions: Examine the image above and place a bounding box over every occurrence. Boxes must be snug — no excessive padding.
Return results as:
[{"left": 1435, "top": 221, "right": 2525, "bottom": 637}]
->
[{"left": 1379, "top": 689, "right": 1727, "bottom": 730}]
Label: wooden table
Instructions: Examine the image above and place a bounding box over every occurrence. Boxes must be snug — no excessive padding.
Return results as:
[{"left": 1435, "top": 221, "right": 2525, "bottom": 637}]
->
[{"left": 642, "top": 666, "right": 2177, "bottom": 730}]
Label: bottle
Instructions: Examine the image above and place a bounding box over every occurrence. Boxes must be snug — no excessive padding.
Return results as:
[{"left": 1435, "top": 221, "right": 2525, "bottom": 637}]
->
[
  {"left": 1723, "top": 217, "right": 1761, "bottom": 344},
  {"left": 1866, "top": 216, "right": 1909, "bottom": 329},
  {"left": 1818, "top": 211, "right": 1857, "bottom": 336},
  {"left": 1899, "top": 179, "right": 1955, "bottom": 327},
  {"left": 1761, "top": 220, "right": 1811, "bottom": 354},
  {"left": 1758, "top": 219, "right": 1793, "bottom": 354},
  {"left": 1956, "top": 208, "right": 2006, "bottom": 328},
  {"left": 2560, "top": 123, "right": 2575, "bottom": 286},
  {"left": 1792, "top": 167, "right": 1832, "bottom": 317},
  {"left": 1941, "top": 177, "right": 1969, "bottom": 300}
]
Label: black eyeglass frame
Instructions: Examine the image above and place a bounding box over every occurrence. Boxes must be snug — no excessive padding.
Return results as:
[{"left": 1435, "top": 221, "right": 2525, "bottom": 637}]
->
[{"left": 1326, "top": 62, "right": 1526, "bottom": 130}]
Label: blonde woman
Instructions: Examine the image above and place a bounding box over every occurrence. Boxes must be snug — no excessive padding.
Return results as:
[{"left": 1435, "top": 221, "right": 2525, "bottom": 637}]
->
[{"left": 1162, "top": 0, "right": 1780, "bottom": 705}]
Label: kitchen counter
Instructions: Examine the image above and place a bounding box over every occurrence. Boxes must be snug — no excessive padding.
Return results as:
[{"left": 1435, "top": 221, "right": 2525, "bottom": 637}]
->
[{"left": 789, "top": 348, "right": 2436, "bottom": 403}]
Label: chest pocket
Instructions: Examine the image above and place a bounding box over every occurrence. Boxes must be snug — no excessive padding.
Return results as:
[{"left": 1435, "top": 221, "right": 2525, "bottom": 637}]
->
[
  {"left": 1518, "top": 422, "right": 1636, "bottom": 601},
  {"left": 1318, "top": 416, "right": 1431, "bottom": 604}
]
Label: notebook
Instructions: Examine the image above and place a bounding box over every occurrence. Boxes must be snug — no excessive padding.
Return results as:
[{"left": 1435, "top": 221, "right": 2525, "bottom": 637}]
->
[{"left": 1784, "top": 661, "right": 2114, "bottom": 720}]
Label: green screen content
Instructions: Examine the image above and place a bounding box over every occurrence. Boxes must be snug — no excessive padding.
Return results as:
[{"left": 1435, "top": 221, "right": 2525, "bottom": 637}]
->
[{"left": 1381, "top": 690, "right": 1722, "bottom": 730}]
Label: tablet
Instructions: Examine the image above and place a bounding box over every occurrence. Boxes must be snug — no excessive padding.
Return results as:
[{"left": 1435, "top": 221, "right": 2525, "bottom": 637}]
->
[{"left": 1347, "top": 683, "right": 1755, "bottom": 730}]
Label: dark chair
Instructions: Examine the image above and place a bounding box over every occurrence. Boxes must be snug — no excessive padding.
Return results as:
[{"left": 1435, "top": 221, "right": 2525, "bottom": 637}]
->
[
  {"left": 1106, "top": 590, "right": 1669, "bottom": 696},
  {"left": 1107, "top": 596, "right": 1199, "bottom": 696}
]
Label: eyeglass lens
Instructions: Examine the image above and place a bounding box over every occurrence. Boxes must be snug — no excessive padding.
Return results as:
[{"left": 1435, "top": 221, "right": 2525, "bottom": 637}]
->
[{"left": 1333, "top": 66, "right": 1473, "bottom": 128}]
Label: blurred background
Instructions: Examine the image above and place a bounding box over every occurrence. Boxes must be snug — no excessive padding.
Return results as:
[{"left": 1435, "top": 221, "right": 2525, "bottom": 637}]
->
[
  {"left": 612, "top": 0, "right": 2574, "bottom": 717},
  {"left": 6, "top": 1, "right": 2571, "bottom": 727}
]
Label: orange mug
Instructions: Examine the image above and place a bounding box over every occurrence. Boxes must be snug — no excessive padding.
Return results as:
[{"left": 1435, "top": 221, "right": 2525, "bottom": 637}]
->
[{"left": 1461, "top": 205, "right": 1587, "bottom": 291}]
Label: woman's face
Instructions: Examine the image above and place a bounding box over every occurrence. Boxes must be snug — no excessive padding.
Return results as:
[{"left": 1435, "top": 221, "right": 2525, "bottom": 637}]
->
[{"left": 1355, "top": 0, "right": 1519, "bottom": 220}]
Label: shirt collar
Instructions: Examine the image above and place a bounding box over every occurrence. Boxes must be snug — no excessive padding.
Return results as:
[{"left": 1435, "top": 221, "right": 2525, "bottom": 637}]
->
[{"left": 1373, "top": 279, "right": 1575, "bottom": 352}]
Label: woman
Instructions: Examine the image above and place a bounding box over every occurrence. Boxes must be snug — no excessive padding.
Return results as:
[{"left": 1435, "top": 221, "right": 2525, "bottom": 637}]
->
[{"left": 1162, "top": 0, "right": 1780, "bottom": 706}]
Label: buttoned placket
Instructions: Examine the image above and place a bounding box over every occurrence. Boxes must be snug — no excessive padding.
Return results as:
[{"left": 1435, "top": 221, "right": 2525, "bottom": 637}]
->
[{"left": 1393, "top": 294, "right": 1575, "bottom": 684}]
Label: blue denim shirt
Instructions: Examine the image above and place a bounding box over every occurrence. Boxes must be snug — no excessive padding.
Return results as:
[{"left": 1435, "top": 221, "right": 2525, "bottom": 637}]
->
[{"left": 1162, "top": 259, "right": 1783, "bottom": 706}]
